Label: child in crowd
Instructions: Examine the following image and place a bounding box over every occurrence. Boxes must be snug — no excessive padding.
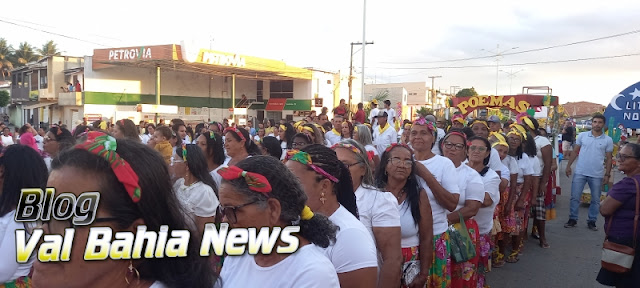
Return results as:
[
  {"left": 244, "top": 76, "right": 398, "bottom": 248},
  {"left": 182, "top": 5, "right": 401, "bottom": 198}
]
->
[{"left": 154, "top": 126, "right": 173, "bottom": 165}]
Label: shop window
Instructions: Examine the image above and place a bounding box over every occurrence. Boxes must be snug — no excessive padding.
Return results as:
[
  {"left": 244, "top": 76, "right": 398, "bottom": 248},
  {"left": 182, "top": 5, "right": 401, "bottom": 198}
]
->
[{"left": 270, "top": 80, "right": 293, "bottom": 98}]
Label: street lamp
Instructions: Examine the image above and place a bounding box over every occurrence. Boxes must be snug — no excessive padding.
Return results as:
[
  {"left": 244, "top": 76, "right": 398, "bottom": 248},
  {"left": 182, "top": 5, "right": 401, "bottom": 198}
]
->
[
  {"left": 481, "top": 45, "right": 518, "bottom": 96},
  {"left": 499, "top": 69, "right": 524, "bottom": 95}
]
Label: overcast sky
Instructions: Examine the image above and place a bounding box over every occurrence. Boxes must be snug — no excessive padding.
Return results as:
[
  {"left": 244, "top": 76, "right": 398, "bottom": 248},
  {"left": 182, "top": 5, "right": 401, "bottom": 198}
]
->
[{"left": 3, "top": 0, "right": 640, "bottom": 105}]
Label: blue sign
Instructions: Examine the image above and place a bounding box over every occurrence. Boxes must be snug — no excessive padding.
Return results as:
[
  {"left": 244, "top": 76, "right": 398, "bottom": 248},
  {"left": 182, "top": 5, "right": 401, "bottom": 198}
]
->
[{"left": 604, "top": 81, "right": 640, "bottom": 129}]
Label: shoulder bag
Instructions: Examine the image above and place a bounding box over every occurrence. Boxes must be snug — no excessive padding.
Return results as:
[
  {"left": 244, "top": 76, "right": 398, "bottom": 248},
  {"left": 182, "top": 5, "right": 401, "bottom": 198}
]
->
[
  {"left": 449, "top": 212, "right": 477, "bottom": 263},
  {"left": 601, "top": 177, "right": 639, "bottom": 273}
]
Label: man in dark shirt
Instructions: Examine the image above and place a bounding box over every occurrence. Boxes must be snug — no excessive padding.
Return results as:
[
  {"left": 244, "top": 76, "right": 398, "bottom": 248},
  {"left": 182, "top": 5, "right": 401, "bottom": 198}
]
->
[{"left": 562, "top": 121, "right": 576, "bottom": 159}]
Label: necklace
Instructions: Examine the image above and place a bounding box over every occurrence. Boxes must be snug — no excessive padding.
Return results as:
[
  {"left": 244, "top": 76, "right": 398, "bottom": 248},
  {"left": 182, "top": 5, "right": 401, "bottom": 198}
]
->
[
  {"left": 393, "top": 188, "right": 405, "bottom": 201},
  {"left": 180, "top": 180, "right": 200, "bottom": 192}
]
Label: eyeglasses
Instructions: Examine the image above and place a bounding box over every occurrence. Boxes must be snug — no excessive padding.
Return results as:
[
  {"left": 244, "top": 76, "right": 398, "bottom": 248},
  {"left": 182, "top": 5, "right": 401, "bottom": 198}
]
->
[
  {"left": 389, "top": 157, "right": 412, "bottom": 168},
  {"left": 25, "top": 217, "right": 119, "bottom": 235},
  {"left": 469, "top": 145, "right": 488, "bottom": 152},
  {"left": 616, "top": 153, "right": 638, "bottom": 162},
  {"left": 342, "top": 161, "right": 362, "bottom": 168},
  {"left": 443, "top": 141, "right": 465, "bottom": 151},
  {"left": 221, "top": 200, "right": 260, "bottom": 224},
  {"left": 170, "top": 157, "right": 184, "bottom": 166}
]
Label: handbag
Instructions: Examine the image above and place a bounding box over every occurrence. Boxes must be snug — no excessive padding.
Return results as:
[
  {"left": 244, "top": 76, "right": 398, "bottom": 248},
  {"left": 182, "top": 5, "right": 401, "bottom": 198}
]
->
[
  {"left": 448, "top": 212, "right": 477, "bottom": 263},
  {"left": 601, "top": 177, "right": 639, "bottom": 273},
  {"left": 401, "top": 260, "right": 421, "bottom": 286}
]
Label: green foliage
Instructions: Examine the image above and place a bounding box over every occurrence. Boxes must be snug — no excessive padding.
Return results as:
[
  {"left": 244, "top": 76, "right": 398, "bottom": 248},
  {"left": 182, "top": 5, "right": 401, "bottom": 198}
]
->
[
  {"left": 38, "top": 40, "right": 61, "bottom": 57},
  {"left": 0, "top": 38, "right": 13, "bottom": 80},
  {"left": 364, "top": 90, "right": 390, "bottom": 122},
  {"left": 416, "top": 106, "right": 433, "bottom": 118},
  {"left": 0, "top": 90, "right": 8, "bottom": 107},
  {"left": 455, "top": 87, "right": 478, "bottom": 98}
]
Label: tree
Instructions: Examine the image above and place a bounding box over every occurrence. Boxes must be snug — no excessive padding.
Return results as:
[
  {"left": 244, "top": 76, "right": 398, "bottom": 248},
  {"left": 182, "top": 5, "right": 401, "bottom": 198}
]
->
[
  {"left": 0, "top": 90, "right": 9, "bottom": 107},
  {"left": 364, "top": 89, "right": 390, "bottom": 120},
  {"left": 10, "top": 42, "right": 39, "bottom": 67},
  {"left": 456, "top": 87, "right": 478, "bottom": 98},
  {"left": 416, "top": 106, "right": 434, "bottom": 118},
  {"left": 38, "top": 40, "right": 61, "bottom": 57},
  {"left": 0, "top": 38, "right": 13, "bottom": 80}
]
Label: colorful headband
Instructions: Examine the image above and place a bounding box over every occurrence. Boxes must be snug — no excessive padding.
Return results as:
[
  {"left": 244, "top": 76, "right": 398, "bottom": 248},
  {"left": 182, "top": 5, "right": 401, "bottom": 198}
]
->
[
  {"left": 181, "top": 143, "right": 187, "bottom": 161},
  {"left": 209, "top": 131, "right": 216, "bottom": 140},
  {"left": 76, "top": 132, "right": 142, "bottom": 203},
  {"left": 452, "top": 115, "right": 465, "bottom": 125},
  {"left": 471, "top": 120, "right": 489, "bottom": 129},
  {"left": 280, "top": 125, "right": 287, "bottom": 131},
  {"left": 301, "top": 205, "right": 314, "bottom": 220},
  {"left": 331, "top": 143, "right": 361, "bottom": 155},
  {"left": 385, "top": 143, "right": 414, "bottom": 154},
  {"left": 286, "top": 150, "right": 339, "bottom": 183},
  {"left": 492, "top": 141, "right": 509, "bottom": 148},
  {"left": 218, "top": 166, "right": 272, "bottom": 194},
  {"left": 223, "top": 127, "right": 246, "bottom": 142},
  {"left": 443, "top": 131, "right": 468, "bottom": 143}
]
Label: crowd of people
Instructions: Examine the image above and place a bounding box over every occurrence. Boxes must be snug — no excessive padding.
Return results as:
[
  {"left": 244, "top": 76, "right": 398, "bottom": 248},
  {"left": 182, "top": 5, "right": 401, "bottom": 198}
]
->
[{"left": 0, "top": 103, "right": 632, "bottom": 288}]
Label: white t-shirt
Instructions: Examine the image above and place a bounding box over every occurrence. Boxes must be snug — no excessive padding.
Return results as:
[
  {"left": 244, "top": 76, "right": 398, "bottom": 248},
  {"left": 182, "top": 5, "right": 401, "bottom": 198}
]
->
[
  {"left": 431, "top": 128, "right": 446, "bottom": 155},
  {"left": 34, "top": 134, "right": 44, "bottom": 151},
  {"left": 1, "top": 135, "right": 13, "bottom": 146},
  {"left": 172, "top": 179, "right": 219, "bottom": 220},
  {"left": 448, "top": 164, "right": 485, "bottom": 213},
  {"left": 364, "top": 144, "right": 379, "bottom": 156},
  {"left": 140, "top": 134, "right": 152, "bottom": 145},
  {"left": 475, "top": 168, "right": 501, "bottom": 235},
  {"left": 500, "top": 162, "right": 510, "bottom": 184},
  {"left": 280, "top": 141, "right": 288, "bottom": 161},
  {"left": 502, "top": 156, "right": 519, "bottom": 180},
  {"left": 355, "top": 185, "right": 400, "bottom": 242},
  {"left": 535, "top": 135, "right": 552, "bottom": 174},
  {"left": 488, "top": 148, "right": 503, "bottom": 176},
  {"left": 210, "top": 166, "right": 224, "bottom": 189},
  {"left": 0, "top": 210, "right": 34, "bottom": 283},
  {"left": 384, "top": 108, "right": 396, "bottom": 125},
  {"left": 373, "top": 124, "right": 398, "bottom": 156},
  {"left": 515, "top": 155, "right": 534, "bottom": 183},
  {"left": 416, "top": 155, "right": 460, "bottom": 235},
  {"left": 221, "top": 244, "right": 340, "bottom": 288},
  {"left": 325, "top": 130, "right": 342, "bottom": 146},
  {"left": 529, "top": 155, "right": 542, "bottom": 177},
  {"left": 369, "top": 107, "right": 380, "bottom": 126},
  {"left": 399, "top": 200, "right": 419, "bottom": 248},
  {"left": 323, "top": 205, "right": 378, "bottom": 273}
]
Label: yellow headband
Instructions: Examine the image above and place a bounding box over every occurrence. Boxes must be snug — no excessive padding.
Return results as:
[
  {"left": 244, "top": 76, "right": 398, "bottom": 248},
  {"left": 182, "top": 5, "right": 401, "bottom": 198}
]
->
[
  {"left": 472, "top": 120, "right": 489, "bottom": 129},
  {"left": 492, "top": 141, "right": 509, "bottom": 148},
  {"left": 301, "top": 126, "right": 314, "bottom": 134},
  {"left": 507, "top": 130, "right": 523, "bottom": 140},
  {"left": 509, "top": 124, "right": 528, "bottom": 140},
  {"left": 314, "top": 123, "right": 325, "bottom": 134},
  {"left": 301, "top": 205, "right": 314, "bottom": 220},
  {"left": 522, "top": 117, "right": 535, "bottom": 131},
  {"left": 490, "top": 132, "right": 506, "bottom": 143},
  {"left": 353, "top": 126, "right": 358, "bottom": 133},
  {"left": 280, "top": 125, "right": 286, "bottom": 131}
]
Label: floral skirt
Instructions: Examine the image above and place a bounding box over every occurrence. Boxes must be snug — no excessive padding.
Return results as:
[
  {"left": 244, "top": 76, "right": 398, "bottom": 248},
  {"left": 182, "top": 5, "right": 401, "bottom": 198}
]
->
[
  {"left": 476, "top": 233, "right": 492, "bottom": 288},
  {"left": 497, "top": 185, "right": 518, "bottom": 240},
  {"left": 451, "top": 218, "right": 480, "bottom": 288},
  {"left": 515, "top": 184, "right": 532, "bottom": 235},
  {"left": 429, "top": 231, "right": 451, "bottom": 288},
  {"left": 1, "top": 276, "right": 31, "bottom": 288},
  {"left": 402, "top": 246, "right": 421, "bottom": 288}
]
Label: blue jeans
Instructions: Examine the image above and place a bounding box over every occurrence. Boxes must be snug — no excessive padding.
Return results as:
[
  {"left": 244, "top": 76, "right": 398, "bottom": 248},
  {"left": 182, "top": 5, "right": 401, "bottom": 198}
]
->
[{"left": 569, "top": 173, "right": 603, "bottom": 223}]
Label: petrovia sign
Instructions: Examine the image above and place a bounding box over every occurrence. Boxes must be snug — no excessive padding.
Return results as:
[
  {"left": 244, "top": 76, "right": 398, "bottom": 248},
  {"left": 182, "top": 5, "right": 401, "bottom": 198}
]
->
[{"left": 604, "top": 81, "right": 640, "bottom": 128}]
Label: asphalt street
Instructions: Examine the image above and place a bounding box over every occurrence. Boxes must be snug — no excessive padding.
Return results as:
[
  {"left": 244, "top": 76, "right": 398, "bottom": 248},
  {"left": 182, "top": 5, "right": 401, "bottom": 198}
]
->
[{"left": 488, "top": 160, "right": 616, "bottom": 288}]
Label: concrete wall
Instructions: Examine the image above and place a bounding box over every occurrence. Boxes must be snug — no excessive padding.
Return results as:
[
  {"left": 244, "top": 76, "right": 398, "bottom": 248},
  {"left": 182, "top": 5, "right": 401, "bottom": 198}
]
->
[{"left": 365, "top": 82, "right": 428, "bottom": 105}]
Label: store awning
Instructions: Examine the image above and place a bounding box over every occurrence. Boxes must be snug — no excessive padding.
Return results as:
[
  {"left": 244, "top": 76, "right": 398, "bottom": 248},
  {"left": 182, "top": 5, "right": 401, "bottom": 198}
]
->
[
  {"left": 256, "top": 99, "right": 313, "bottom": 111},
  {"left": 248, "top": 102, "right": 266, "bottom": 110},
  {"left": 265, "top": 98, "right": 287, "bottom": 111},
  {"left": 284, "top": 99, "right": 311, "bottom": 111},
  {"left": 23, "top": 102, "right": 55, "bottom": 110}
]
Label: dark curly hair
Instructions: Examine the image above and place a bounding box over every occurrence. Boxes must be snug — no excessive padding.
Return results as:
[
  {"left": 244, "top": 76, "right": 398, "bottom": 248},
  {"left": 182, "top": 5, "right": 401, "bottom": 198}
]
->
[
  {"left": 201, "top": 131, "right": 226, "bottom": 166},
  {"left": 300, "top": 144, "right": 359, "bottom": 218},
  {"left": 227, "top": 156, "right": 338, "bottom": 248}
]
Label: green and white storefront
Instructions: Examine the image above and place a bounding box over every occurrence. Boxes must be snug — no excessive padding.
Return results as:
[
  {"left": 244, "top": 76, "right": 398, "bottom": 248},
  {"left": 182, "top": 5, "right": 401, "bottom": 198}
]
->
[{"left": 59, "top": 44, "right": 342, "bottom": 126}]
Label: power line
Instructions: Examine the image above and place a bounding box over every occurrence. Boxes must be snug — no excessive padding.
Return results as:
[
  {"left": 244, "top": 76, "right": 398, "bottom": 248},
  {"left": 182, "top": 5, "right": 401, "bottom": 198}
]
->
[
  {"left": 380, "top": 28, "right": 640, "bottom": 64},
  {"left": 0, "top": 19, "right": 110, "bottom": 47},
  {"left": 369, "top": 52, "right": 640, "bottom": 70}
]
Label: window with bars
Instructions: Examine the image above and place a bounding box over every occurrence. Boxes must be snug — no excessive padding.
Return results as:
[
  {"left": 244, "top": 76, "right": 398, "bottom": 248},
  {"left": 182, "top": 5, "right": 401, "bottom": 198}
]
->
[{"left": 270, "top": 80, "right": 293, "bottom": 98}]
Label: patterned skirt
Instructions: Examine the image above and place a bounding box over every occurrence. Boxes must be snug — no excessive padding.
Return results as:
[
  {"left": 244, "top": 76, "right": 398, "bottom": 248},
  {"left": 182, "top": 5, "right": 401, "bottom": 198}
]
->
[
  {"left": 429, "top": 232, "right": 451, "bottom": 288},
  {"left": 402, "top": 246, "right": 421, "bottom": 288},
  {"left": 1, "top": 276, "right": 31, "bottom": 288},
  {"left": 515, "top": 184, "right": 532, "bottom": 235},
  {"left": 476, "top": 233, "right": 492, "bottom": 288},
  {"left": 497, "top": 185, "right": 519, "bottom": 239},
  {"left": 451, "top": 218, "right": 480, "bottom": 288}
]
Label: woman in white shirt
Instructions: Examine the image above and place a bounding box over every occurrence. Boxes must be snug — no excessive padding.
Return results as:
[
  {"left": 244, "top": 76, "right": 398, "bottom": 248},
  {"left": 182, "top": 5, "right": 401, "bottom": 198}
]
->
[
  {"left": 219, "top": 156, "right": 340, "bottom": 288},
  {"left": 466, "top": 136, "right": 501, "bottom": 287},
  {"left": 224, "top": 127, "right": 261, "bottom": 166},
  {"left": 140, "top": 123, "right": 155, "bottom": 144},
  {"left": 502, "top": 125, "right": 534, "bottom": 264},
  {"left": 279, "top": 123, "right": 295, "bottom": 161},
  {"left": 171, "top": 144, "right": 220, "bottom": 235},
  {"left": 409, "top": 117, "right": 461, "bottom": 288},
  {"left": 1, "top": 127, "right": 13, "bottom": 147},
  {"left": 353, "top": 124, "right": 381, "bottom": 171},
  {"left": 286, "top": 145, "right": 378, "bottom": 288},
  {"left": 333, "top": 140, "right": 402, "bottom": 288},
  {"left": 0, "top": 145, "right": 47, "bottom": 286},
  {"left": 195, "top": 131, "right": 226, "bottom": 189},
  {"left": 441, "top": 129, "right": 485, "bottom": 288},
  {"left": 376, "top": 143, "right": 433, "bottom": 288}
]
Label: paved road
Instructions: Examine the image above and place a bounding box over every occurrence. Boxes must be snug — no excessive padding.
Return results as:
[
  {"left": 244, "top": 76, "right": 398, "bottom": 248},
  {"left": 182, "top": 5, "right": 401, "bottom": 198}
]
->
[{"left": 488, "top": 160, "right": 616, "bottom": 288}]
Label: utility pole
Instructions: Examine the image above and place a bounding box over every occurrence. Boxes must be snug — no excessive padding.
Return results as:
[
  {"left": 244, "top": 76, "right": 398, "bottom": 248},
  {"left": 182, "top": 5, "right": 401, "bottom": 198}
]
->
[
  {"left": 349, "top": 41, "right": 374, "bottom": 119},
  {"left": 361, "top": 0, "right": 368, "bottom": 102},
  {"left": 482, "top": 44, "right": 518, "bottom": 96},
  {"left": 499, "top": 69, "right": 524, "bottom": 95},
  {"left": 428, "top": 76, "right": 441, "bottom": 108}
]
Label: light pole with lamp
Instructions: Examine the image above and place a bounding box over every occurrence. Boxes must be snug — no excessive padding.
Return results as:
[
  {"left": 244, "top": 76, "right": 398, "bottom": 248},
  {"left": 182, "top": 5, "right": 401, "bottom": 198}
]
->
[
  {"left": 481, "top": 44, "right": 518, "bottom": 96},
  {"left": 499, "top": 69, "right": 524, "bottom": 95}
]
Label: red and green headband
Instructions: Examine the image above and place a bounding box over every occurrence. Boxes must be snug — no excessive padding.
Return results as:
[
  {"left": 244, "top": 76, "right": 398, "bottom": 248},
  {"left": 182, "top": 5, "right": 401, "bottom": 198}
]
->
[
  {"left": 223, "top": 127, "right": 246, "bottom": 142},
  {"left": 218, "top": 166, "right": 272, "bottom": 194},
  {"left": 286, "top": 150, "right": 339, "bottom": 183},
  {"left": 76, "top": 132, "right": 142, "bottom": 203},
  {"left": 385, "top": 143, "right": 414, "bottom": 154}
]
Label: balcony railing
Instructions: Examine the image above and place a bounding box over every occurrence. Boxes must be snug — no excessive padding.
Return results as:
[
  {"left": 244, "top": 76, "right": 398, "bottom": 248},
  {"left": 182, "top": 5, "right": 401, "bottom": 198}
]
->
[{"left": 58, "top": 92, "right": 83, "bottom": 106}]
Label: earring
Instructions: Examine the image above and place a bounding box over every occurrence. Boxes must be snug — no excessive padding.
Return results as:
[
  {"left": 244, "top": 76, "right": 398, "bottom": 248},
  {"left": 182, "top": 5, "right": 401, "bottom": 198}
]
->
[
  {"left": 125, "top": 260, "right": 140, "bottom": 285},
  {"left": 320, "top": 192, "right": 326, "bottom": 205}
]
